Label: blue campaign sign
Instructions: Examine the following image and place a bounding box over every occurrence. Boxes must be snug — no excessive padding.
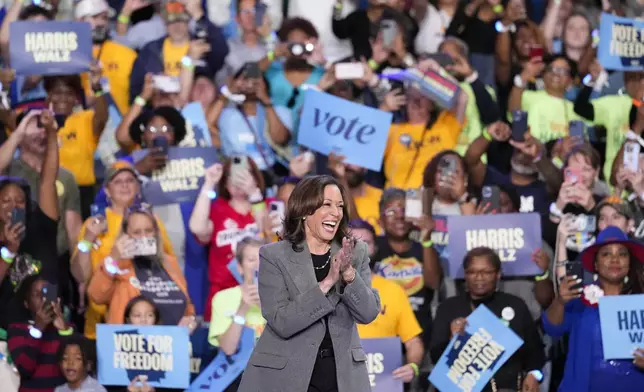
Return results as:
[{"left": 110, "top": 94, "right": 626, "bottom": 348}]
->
[
  {"left": 360, "top": 337, "right": 403, "bottom": 392},
  {"left": 429, "top": 305, "right": 524, "bottom": 392},
  {"left": 10, "top": 21, "right": 92, "bottom": 76},
  {"left": 297, "top": 90, "right": 392, "bottom": 172},
  {"left": 597, "top": 13, "right": 644, "bottom": 71},
  {"left": 182, "top": 102, "right": 212, "bottom": 147},
  {"left": 132, "top": 147, "right": 219, "bottom": 206},
  {"left": 599, "top": 294, "right": 644, "bottom": 359},
  {"left": 188, "top": 327, "right": 255, "bottom": 392},
  {"left": 446, "top": 213, "right": 542, "bottom": 279},
  {"left": 189, "top": 327, "right": 218, "bottom": 382},
  {"left": 96, "top": 324, "right": 190, "bottom": 389}
]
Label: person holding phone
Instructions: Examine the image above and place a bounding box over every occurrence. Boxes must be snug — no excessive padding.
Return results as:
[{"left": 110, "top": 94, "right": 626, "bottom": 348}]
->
[
  {"left": 543, "top": 226, "right": 644, "bottom": 392},
  {"left": 0, "top": 110, "right": 59, "bottom": 331},
  {"left": 190, "top": 158, "right": 279, "bottom": 321},
  {"left": 238, "top": 175, "right": 380, "bottom": 392},
  {"left": 7, "top": 275, "right": 71, "bottom": 392},
  {"left": 423, "top": 151, "right": 476, "bottom": 216},
  {"left": 87, "top": 206, "right": 196, "bottom": 331},
  {"left": 208, "top": 237, "right": 266, "bottom": 392}
]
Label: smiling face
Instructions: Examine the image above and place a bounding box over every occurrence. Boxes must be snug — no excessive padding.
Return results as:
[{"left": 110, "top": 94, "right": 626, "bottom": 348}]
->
[
  {"left": 564, "top": 15, "right": 590, "bottom": 50},
  {"left": 60, "top": 344, "right": 87, "bottom": 387},
  {"left": 127, "top": 300, "right": 157, "bottom": 325},
  {"left": 544, "top": 58, "right": 572, "bottom": 93},
  {"left": 106, "top": 170, "right": 140, "bottom": 209},
  {"left": 142, "top": 115, "right": 175, "bottom": 148},
  {"left": 464, "top": 255, "right": 500, "bottom": 298},
  {"left": 598, "top": 205, "right": 630, "bottom": 232},
  {"left": 381, "top": 197, "right": 410, "bottom": 240},
  {"left": 126, "top": 212, "right": 156, "bottom": 239},
  {"left": 0, "top": 183, "right": 27, "bottom": 225},
  {"left": 514, "top": 25, "right": 537, "bottom": 59},
  {"left": 566, "top": 153, "right": 597, "bottom": 189},
  {"left": 596, "top": 243, "right": 630, "bottom": 284},
  {"left": 304, "top": 185, "right": 345, "bottom": 244},
  {"left": 47, "top": 81, "right": 77, "bottom": 115}
]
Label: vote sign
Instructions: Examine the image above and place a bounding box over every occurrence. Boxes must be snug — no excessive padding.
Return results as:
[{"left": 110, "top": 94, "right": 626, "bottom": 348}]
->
[
  {"left": 599, "top": 294, "right": 644, "bottom": 359},
  {"left": 297, "top": 90, "right": 392, "bottom": 171}
]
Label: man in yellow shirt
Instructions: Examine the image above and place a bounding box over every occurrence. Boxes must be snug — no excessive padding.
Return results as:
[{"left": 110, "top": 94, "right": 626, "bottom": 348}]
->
[
  {"left": 383, "top": 63, "right": 468, "bottom": 189},
  {"left": 350, "top": 219, "right": 425, "bottom": 386},
  {"left": 75, "top": 0, "right": 137, "bottom": 115},
  {"left": 129, "top": 0, "right": 228, "bottom": 103}
]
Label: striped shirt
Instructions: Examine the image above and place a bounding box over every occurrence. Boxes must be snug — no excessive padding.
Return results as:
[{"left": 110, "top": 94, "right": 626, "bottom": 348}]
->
[{"left": 8, "top": 323, "right": 65, "bottom": 392}]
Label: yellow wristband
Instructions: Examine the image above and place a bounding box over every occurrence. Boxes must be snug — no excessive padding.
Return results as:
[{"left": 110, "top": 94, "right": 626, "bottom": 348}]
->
[
  {"left": 58, "top": 327, "right": 73, "bottom": 336},
  {"left": 422, "top": 240, "right": 433, "bottom": 249},
  {"left": 117, "top": 14, "right": 130, "bottom": 24},
  {"left": 267, "top": 51, "right": 275, "bottom": 62},
  {"left": 409, "top": 362, "right": 419, "bottom": 377},
  {"left": 493, "top": 4, "right": 504, "bottom": 13},
  {"left": 482, "top": 128, "right": 492, "bottom": 141},
  {"left": 134, "top": 96, "right": 146, "bottom": 107},
  {"left": 535, "top": 270, "right": 550, "bottom": 281},
  {"left": 251, "top": 202, "right": 266, "bottom": 214},
  {"left": 368, "top": 59, "right": 379, "bottom": 70}
]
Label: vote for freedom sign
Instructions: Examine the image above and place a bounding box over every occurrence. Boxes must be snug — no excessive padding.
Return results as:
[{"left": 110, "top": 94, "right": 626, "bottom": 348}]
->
[
  {"left": 597, "top": 12, "right": 644, "bottom": 71},
  {"left": 446, "top": 213, "right": 542, "bottom": 279},
  {"left": 10, "top": 21, "right": 92, "bottom": 76},
  {"left": 599, "top": 294, "right": 644, "bottom": 359},
  {"left": 429, "top": 305, "right": 524, "bottom": 392},
  {"left": 96, "top": 324, "right": 190, "bottom": 389},
  {"left": 297, "top": 90, "right": 392, "bottom": 172}
]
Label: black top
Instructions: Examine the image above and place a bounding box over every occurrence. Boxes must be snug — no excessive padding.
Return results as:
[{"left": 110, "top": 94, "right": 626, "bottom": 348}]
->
[
  {"left": 430, "top": 292, "right": 546, "bottom": 391},
  {"left": 0, "top": 205, "right": 58, "bottom": 330},
  {"left": 312, "top": 251, "right": 333, "bottom": 351}
]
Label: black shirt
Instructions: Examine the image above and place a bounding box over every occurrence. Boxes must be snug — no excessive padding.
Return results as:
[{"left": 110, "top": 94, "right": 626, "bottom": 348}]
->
[
  {"left": 0, "top": 205, "right": 58, "bottom": 330},
  {"left": 372, "top": 237, "right": 434, "bottom": 347},
  {"left": 312, "top": 251, "right": 333, "bottom": 351},
  {"left": 430, "top": 292, "right": 545, "bottom": 391}
]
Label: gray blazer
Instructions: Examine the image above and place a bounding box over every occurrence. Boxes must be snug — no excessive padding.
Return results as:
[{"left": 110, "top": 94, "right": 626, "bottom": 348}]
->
[{"left": 238, "top": 239, "right": 381, "bottom": 392}]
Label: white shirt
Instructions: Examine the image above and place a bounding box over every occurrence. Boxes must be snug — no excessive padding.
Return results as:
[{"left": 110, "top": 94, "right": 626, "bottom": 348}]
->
[{"left": 414, "top": 4, "right": 452, "bottom": 55}]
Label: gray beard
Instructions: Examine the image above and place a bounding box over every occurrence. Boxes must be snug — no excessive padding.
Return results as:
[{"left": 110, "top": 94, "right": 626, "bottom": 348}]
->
[{"left": 511, "top": 160, "right": 538, "bottom": 176}]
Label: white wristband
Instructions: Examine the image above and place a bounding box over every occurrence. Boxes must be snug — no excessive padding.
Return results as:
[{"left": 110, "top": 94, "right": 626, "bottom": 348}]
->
[
  {"left": 465, "top": 71, "right": 479, "bottom": 84},
  {"left": 549, "top": 202, "right": 563, "bottom": 218}
]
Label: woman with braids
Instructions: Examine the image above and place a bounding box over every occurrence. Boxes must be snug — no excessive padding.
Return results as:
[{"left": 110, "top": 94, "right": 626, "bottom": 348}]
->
[{"left": 544, "top": 226, "right": 644, "bottom": 391}]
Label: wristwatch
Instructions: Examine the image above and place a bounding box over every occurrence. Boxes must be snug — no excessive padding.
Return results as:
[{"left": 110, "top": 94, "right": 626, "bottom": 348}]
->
[{"left": 232, "top": 314, "right": 246, "bottom": 326}]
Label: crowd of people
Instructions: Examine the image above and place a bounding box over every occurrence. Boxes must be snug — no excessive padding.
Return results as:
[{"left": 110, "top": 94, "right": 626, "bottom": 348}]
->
[{"left": 0, "top": 0, "right": 643, "bottom": 391}]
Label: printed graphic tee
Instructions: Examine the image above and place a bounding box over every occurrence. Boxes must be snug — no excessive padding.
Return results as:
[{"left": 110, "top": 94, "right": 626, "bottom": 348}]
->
[
  {"left": 133, "top": 257, "right": 187, "bottom": 325},
  {"left": 372, "top": 237, "right": 434, "bottom": 346}
]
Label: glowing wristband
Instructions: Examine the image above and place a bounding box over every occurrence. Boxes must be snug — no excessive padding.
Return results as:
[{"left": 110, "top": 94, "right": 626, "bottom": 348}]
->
[
  {"left": 117, "top": 14, "right": 130, "bottom": 24},
  {"left": 368, "top": 59, "right": 379, "bottom": 70},
  {"left": 93, "top": 90, "right": 104, "bottom": 98},
  {"left": 535, "top": 270, "right": 550, "bottom": 281},
  {"left": 104, "top": 256, "right": 120, "bottom": 276},
  {"left": 409, "top": 362, "right": 419, "bottom": 377},
  {"left": 58, "top": 327, "right": 73, "bottom": 336},
  {"left": 551, "top": 157, "right": 563, "bottom": 169},
  {"left": 251, "top": 202, "right": 266, "bottom": 214},
  {"left": 134, "top": 96, "right": 147, "bottom": 107},
  {"left": 207, "top": 190, "right": 217, "bottom": 200},
  {"left": 421, "top": 240, "right": 433, "bottom": 248},
  {"left": 29, "top": 325, "right": 42, "bottom": 339},
  {"left": 77, "top": 240, "right": 92, "bottom": 253},
  {"left": 1, "top": 247, "right": 15, "bottom": 264},
  {"left": 529, "top": 369, "right": 544, "bottom": 383},
  {"left": 267, "top": 50, "right": 275, "bottom": 62},
  {"left": 493, "top": 4, "right": 504, "bottom": 13},
  {"left": 549, "top": 202, "right": 563, "bottom": 218},
  {"left": 181, "top": 56, "right": 195, "bottom": 70},
  {"left": 482, "top": 128, "right": 492, "bottom": 141}
]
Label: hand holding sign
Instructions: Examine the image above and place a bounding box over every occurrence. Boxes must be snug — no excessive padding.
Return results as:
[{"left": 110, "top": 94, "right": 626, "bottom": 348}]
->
[
  {"left": 127, "top": 375, "right": 154, "bottom": 392},
  {"left": 392, "top": 364, "right": 416, "bottom": 383}
]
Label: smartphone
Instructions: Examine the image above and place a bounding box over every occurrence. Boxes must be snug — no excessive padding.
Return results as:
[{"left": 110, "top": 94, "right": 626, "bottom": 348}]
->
[
  {"left": 253, "top": 270, "right": 259, "bottom": 285},
  {"left": 624, "top": 141, "right": 641, "bottom": 172},
  {"left": 243, "top": 62, "right": 261, "bottom": 80},
  {"left": 571, "top": 214, "right": 596, "bottom": 232},
  {"left": 195, "top": 23, "right": 208, "bottom": 40},
  {"left": 90, "top": 203, "right": 106, "bottom": 218},
  {"left": 481, "top": 185, "right": 501, "bottom": 212},
  {"left": 255, "top": 2, "right": 267, "bottom": 27},
  {"left": 335, "top": 63, "right": 365, "bottom": 80},
  {"left": 564, "top": 167, "right": 581, "bottom": 184},
  {"left": 405, "top": 189, "right": 423, "bottom": 219},
  {"left": 425, "top": 53, "right": 454, "bottom": 68},
  {"left": 41, "top": 283, "right": 58, "bottom": 304},
  {"left": 529, "top": 45, "right": 544, "bottom": 60},
  {"left": 231, "top": 156, "right": 249, "bottom": 179},
  {"left": 511, "top": 110, "right": 528, "bottom": 142},
  {"left": 132, "top": 237, "right": 157, "bottom": 257},
  {"left": 269, "top": 200, "right": 285, "bottom": 218},
  {"left": 380, "top": 19, "right": 398, "bottom": 48},
  {"left": 565, "top": 261, "right": 584, "bottom": 289},
  {"left": 439, "top": 155, "right": 457, "bottom": 178},
  {"left": 152, "top": 136, "right": 169, "bottom": 155},
  {"left": 11, "top": 207, "right": 26, "bottom": 227},
  {"left": 152, "top": 75, "right": 181, "bottom": 93},
  {"left": 568, "top": 120, "right": 586, "bottom": 141}
]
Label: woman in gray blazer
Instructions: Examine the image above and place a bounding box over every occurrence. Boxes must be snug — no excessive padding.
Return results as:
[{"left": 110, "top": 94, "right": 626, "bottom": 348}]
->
[{"left": 238, "top": 175, "right": 381, "bottom": 392}]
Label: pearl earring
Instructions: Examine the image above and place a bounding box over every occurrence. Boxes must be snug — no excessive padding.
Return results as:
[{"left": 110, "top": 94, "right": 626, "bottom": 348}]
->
[
  {"left": 593, "top": 273, "right": 598, "bottom": 281},
  {"left": 624, "top": 276, "right": 630, "bottom": 284}
]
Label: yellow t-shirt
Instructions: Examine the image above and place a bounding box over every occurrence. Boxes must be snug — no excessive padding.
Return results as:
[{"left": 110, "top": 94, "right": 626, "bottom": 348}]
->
[
  {"left": 384, "top": 112, "right": 462, "bottom": 189},
  {"left": 58, "top": 110, "right": 97, "bottom": 186},
  {"left": 80, "top": 207, "right": 176, "bottom": 339},
  {"left": 517, "top": 90, "right": 585, "bottom": 142},
  {"left": 590, "top": 95, "right": 632, "bottom": 182},
  {"left": 81, "top": 41, "right": 137, "bottom": 115},
  {"left": 354, "top": 184, "right": 383, "bottom": 235},
  {"left": 208, "top": 286, "right": 265, "bottom": 346},
  {"left": 357, "top": 275, "right": 422, "bottom": 342},
  {"left": 163, "top": 38, "right": 190, "bottom": 77}
]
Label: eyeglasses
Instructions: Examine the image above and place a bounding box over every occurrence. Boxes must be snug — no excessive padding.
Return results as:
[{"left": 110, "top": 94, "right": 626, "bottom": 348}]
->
[
  {"left": 464, "top": 269, "right": 498, "bottom": 278},
  {"left": 546, "top": 66, "right": 570, "bottom": 77},
  {"left": 111, "top": 177, "right": 138, "bottom": 187},
  {"left": 140, "top": 124, "right": 172, "bottom": 134},
  {"left": 383, "top": 207, "right": 404, "bottom": 217}
]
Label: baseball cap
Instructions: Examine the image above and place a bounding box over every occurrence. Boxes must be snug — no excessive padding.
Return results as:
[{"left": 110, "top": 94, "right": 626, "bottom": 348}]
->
[
  {"left": 75, "top": 0, "right": 115, "bottom": 19},
  {"left": 162, "top": 1, "right": 190, "bottom": 23},
  {"left": 104, "top": 160, "right": 140, "bottom": 185},
  {"left": 596, "top": 196, "right": 634, "bottom": 220}
]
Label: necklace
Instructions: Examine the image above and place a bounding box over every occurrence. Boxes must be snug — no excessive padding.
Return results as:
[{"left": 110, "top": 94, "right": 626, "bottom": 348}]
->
[{"left": 313, "top": 251, "right": 331, "bottom": 270}]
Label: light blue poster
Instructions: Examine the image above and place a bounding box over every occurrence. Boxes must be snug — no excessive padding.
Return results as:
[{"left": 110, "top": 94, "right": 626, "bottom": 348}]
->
[
  {"left": 599, "top": 294, "right": 644, "bottom": 359},
  {"left": 182, "top": 102, "right": 212, "bottom": 147},
  {"left": 429, "top": 305, "right": 524, "bottom": 392},
  {"left": 188, "top": 327, "right": 255, "bottom": 392},
  {"left": 297, "top": 90, "right": 392, "bottom": 171},
  {"left": 597, "top": 12, "right": 644, "bottom": 71},
  {"left": 96, "top": 324, "right": 190, "bottom": 389}
]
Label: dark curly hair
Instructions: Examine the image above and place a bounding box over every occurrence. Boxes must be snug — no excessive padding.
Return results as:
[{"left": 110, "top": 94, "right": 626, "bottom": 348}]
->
[
  {"left": 277, "top": 17, "right": 319, "bottom": 42},
  {"left": 282, "top": 175, "right": 350, "bottom": 252}
]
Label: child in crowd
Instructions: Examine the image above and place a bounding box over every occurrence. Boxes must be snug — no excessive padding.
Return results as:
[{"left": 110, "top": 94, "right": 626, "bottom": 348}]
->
[{"left": 55, "top": 336, "right": 106, "bottom": 392}]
